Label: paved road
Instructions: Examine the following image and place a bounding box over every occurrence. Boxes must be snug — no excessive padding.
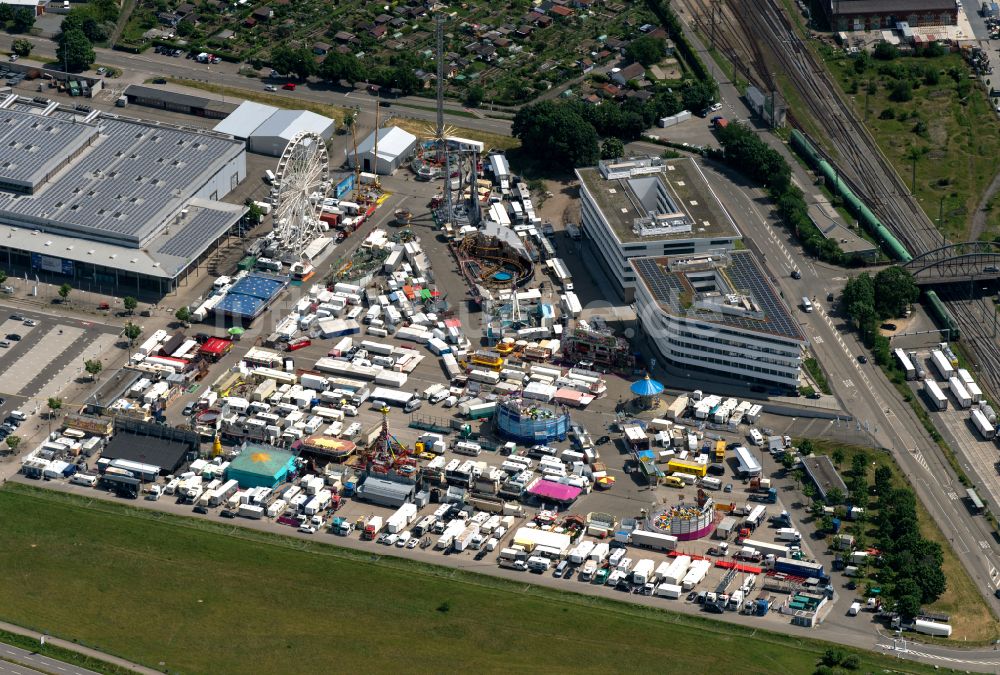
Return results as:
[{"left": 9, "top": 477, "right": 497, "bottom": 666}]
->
[
  {"left": 0, "top": 618, "right": 158, "bottom": 674},
  {"left": 1, "top": 36, "right": 513, "bottom": 137}
]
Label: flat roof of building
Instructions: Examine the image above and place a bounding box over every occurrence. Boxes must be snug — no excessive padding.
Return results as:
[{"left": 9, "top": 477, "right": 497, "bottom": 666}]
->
[
  {"left": 807, "top": 200, "right": 876, "bottom": 256},
  {"left": 0, "top": 113, "right": 243, "bottom": 246},
  {"left": 800, "top": 455, "right": 848, "bottom": 500},
  {"left": 102, "top": 429, "right": 192, "bottom": 474},
  {"left": 125, "top": 85, "right": 238, "bottom": 115},
  {"left": 631, "top": 250, "right": 805, "bottom": 341},
  {"left": 830, "top": 0, "right": 955, "bottom": 13},
  {"left": 576, "top": 157, "right": 739, "bottom": 244}
]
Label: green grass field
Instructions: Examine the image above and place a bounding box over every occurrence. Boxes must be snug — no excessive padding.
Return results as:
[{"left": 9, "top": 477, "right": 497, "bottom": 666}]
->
[
  {"left": 824, "top": 51, "right": 1000, "bottom": 241},
  {"left": 0, "top": 484, "right": 948, "bottom": 674}
]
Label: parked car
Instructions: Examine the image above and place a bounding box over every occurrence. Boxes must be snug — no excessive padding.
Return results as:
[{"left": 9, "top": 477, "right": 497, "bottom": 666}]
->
[
  {"left": 265, "top": 85, "right": 277, "bottom": 91},
  {"left": 6, "top": 333, "right": 21, "bottom": 341},
  {"left": 282, "top": 82, "right": 296, "bottom": 90}
]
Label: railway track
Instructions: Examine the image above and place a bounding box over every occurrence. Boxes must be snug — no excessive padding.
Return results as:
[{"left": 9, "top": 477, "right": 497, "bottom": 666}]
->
[{"left": 709, "top": 0, "right": 998, "bottom": 393}]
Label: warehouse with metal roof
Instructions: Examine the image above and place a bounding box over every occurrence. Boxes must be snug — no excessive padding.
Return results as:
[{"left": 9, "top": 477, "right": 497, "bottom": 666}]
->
[
  {"left": 0, "top": 101, "right": 247, "bottom": 297},
  {"left": 348, "top": 126, "right": 417, "bottom": 175},
  {"left": 212, "top": 102, "right": 336, "bottom": 156}
]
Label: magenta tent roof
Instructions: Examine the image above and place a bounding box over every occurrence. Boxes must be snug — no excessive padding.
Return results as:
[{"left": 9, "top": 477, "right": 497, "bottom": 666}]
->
[{"left": 527, "top": 480, "right": 582, "bottom": 502}]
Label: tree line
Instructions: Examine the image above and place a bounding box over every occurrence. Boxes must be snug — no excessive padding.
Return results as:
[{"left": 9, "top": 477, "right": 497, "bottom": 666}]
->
[{"left": 712, "top": 123, "right": 849, "bottom": 264}]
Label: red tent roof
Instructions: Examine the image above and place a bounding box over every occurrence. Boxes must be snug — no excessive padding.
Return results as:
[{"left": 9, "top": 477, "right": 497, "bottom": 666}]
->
[{"left": 199, "top": 337, "right": 233, "bottom": 355}]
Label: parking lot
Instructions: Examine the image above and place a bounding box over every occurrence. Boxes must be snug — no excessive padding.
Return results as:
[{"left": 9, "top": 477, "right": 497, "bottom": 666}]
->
[{"left": 0, "top": 307, "right": 121, "bottom": 419}]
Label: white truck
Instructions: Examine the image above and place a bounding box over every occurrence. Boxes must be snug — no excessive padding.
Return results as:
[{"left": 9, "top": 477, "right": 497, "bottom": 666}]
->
[{"left": 631, "top": 559, "right": 656, "bottom": 586}]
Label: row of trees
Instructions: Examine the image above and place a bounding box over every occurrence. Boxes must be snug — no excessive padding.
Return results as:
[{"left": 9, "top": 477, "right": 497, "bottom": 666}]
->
[
  {"left": 269, "top": 45, "right": 421, "bottom": 95},
  {"left": 841, "top": 269, "right": 919, "bottom": 364},
  {"left": 713, "top": 123, "right": 848, "bottom": 264},
  {"left": 874, "top": 478, "right": 947, "bottom": 621}
]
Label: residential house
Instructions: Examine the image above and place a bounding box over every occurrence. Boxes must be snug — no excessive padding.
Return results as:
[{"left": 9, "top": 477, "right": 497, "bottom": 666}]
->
[
  {"left": 605, "top": 37, "right": 627, "bottom": 52},
  {"left": 611, "top": 62, "right": 645, "bottom": 85},
  {"left": 583, "top": 93, "right": 601, "bottom": 105},
  {"left": 175, "top": 2, "right": 195, "bottom": 16},
  {"left": 157, "top": 12, "right": 180, "bottom": 26},
  {"left": 333, "top": 31, "right": 356, "bottom": 43},
  {"left": 313, "top": 41, "right": 331, "bottom": 55},
  {"left": 375, "top": 13, "right": 393, "bottom": 24},
  {"left": 242, "top": 16, "right": 256, "bottom": 27},
  {"left": 251, "top": 6, "right": 272, "bottom": 21},
  {"left": 578, "top": 57, "right": 594, "bottom": 72},
  {"left": 495, "top": 37, "right": 512, "bottom": 49},
  {"left": 370, "top": 24, "right": 387, "bottom": 39},
  {"left": 599, "top": 82, "right": 622, "bottom": 98},
  {"left": 389, "top": 17, "right": 407, "bottom": 28},
  {"left": 536, "top": 14, "right": 554, "bottom": 27},
  {"left": 550, "top": 5, "right": 573, "bottom": 17},
  {"left": 515, "top": 24, "right": 534, "bottom": 39}
]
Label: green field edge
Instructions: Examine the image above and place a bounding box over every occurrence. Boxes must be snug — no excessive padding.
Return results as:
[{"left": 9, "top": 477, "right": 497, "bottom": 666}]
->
[{"left": 0, "top": 483, "right": 952, "bottom": 674}]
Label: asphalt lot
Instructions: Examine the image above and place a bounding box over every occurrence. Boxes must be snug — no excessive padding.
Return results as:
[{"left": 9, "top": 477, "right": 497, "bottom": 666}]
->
[{"left": 0, "top": 307, "right": 120, "bottom": 420}]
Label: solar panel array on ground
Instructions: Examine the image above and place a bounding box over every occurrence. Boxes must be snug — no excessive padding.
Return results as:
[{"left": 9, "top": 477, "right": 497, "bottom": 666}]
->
[
  {"left": 0, "top": 111, "right": 243, "bottom": 246},
  {"left": 632, "top": 251, "right": 804, "bottom": 341},
  {"left": 214, "top": 274, "right": 287, "bottom": 319}
]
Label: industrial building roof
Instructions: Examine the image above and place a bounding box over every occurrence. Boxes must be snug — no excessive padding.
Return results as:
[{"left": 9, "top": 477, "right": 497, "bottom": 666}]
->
[
  {"left": 631, "top": 250, "right": 805, "bottom": 342},
  {"left": 576, "top": 157, "right": 739, "bottom": 244},
  {"left": 125, "top": 85, "right": 236, "bottom": 112},
  {"left": 357, "top": 126, "right": 416, "bottom": 161},
  {"left": 0, "top": 110, "right": 98, "bottom": 192},
  {"left": 102, "top": 429, "right": 192, "bottom": 474},
  {"left": 0, "top": 108, "right": 245, "bottom": 255},
  {"left": 801, "top": 455, "right": 848, "bottom": 501},
  {"left": 228, "top": 444, "right": 297, "bottom": 477},
  {"left": 212, "top": 101, "right": 279, "bottom": 138},
  {"left": 251, "top": 109, "right": 334, "bottom": 143},
  {"left": 0, "top": 198, "right": 244, "bottom": 279},
  {"left": 830, "top": 0, "right": 956, "bottom": 12}
]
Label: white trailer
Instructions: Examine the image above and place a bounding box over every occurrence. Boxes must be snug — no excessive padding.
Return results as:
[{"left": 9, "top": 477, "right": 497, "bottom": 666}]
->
[
  {"left": 924, "top": 379, "right": 948, "bottom": 411},
  {"left": 681, "top": 559, "right": 712, "bottom": 590},
  {"left": 894, "top": 348, "right": 916, "bottom": 380},
  {"left": 948, "top": 376, "right": 972, "bottom": 409},
  {"left": 655, "top": 583, "right": 683, "bottom": 599},
  {"left": 630, "top": 529, "right": 678, "bottom": 551},
  {"left": 972, "top": 408, "right": 997, "bottom": 440},
  {"left": 739, "top": 539, "right": 789, "bottom": 559},
  {"left": 660, "top": 555, "right": 691, "bottom": 586},
  {"left": 912, "top": 619, "right": 952, "bottom": 638},
  {"left": 369, "top": 387, "right": 415, "bottom": 408},
  {"left": 930, "top": 350, "right": 955, "bottom": 380},
  {"left": 631, "top": 559, "right": 656, "bottom": 585}
]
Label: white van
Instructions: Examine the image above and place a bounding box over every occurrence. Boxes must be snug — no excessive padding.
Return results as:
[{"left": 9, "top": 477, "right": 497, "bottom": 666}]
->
[
  {"left": 264, "top": 169, "right": 276, "bottom": 184},
  {"left": 9, "top": 410, "right": 26, "bottom": 421},
  {"left": 748, "top": 428, "right": 764, "bottom": 446},
  {"left": 527, "top": 556, "right": 550, "bottom": 572},
  {"left": 71, "top": 473, "right": 97, "bottom": 487}
]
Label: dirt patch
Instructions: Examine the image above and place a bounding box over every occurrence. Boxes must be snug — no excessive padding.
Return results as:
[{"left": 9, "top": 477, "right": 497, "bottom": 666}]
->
[{"left": 536, "top": 178, "right": 579, "bottom": 227}]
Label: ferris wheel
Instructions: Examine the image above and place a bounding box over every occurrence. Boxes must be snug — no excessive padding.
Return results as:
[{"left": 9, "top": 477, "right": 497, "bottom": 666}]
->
[{"left": 271, "top": 131, "right": 330, "bottom": 258}]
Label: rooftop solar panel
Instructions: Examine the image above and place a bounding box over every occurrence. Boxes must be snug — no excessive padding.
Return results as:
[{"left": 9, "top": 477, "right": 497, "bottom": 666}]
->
[{"left": 632, "top": 252, "right": 804, "bottom": 341}]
